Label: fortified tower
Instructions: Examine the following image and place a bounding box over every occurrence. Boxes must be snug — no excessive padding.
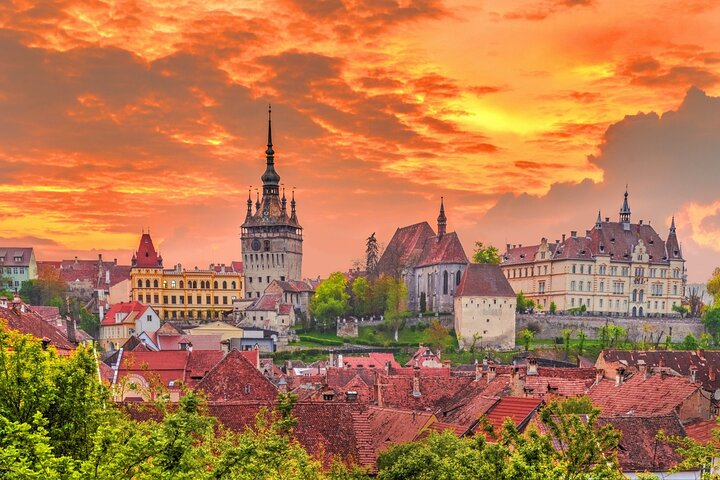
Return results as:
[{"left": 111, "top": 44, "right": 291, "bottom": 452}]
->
[{"left": 241, "top": 107, "right": 303, "bottom": 299}]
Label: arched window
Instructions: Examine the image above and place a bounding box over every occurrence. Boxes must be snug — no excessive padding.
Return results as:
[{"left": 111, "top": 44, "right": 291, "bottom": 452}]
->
[
  {"left": 638, "top": 306, "right": 644, "bottom": 317},
  {"left": 632, "top": 306, "right": 637, "bottom": 317},
  {"left": 137, "top": 279, "right": 142, "bottom": 288},
  {"left": 222, "top": 280, "right": 227, "bottom": 289},
  {"left": 200, "top": 280, "right": 205, "bottom": 289},
  {"left": 214, "top": 281, "right": 218, "bottom": 289},
  {"left": 145, "top": 279, "right": 150, "bottom": 288},
  {"left": 193, "top": 281, "right": 197, "bottom": 289},
  {"left": 638, "top": 290, "right": 644, "bottom": 302},
  {"left": 632, "top": 289, "right": 637, "bottom": 302},
  {"left": 456, "top": 271, "right": 461, "bottom": 286},
  {"left": 154, "top": 279, "right": 158, "bottom": 288},
  {"left": 443, "top": 271, "right": 448, "bottom": 295},
  {"left": 179, "top": 280, "right": 184, "bottom": 289},
  {"left": 232, "top": 281, "right": 236, "bottom": 289}
]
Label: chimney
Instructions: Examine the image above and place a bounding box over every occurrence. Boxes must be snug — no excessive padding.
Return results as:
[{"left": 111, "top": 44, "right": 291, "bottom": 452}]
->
[
  {"left": 487, "top": 365, "right": 497, "bottom": 382},
  {"left": 562, "top": 234, "right": 566, "bottom": 242},
  {"left": 385, "top": 360, "right": 391, "bottom": 375},
  {"left": 639, "top": 220, "right": 643, "bottom": 225},
  {"left": 105, "top": 270, "right": 110, "bottom": 284},
  {"left": 586, "top": 230, "right": 591, "bottom": 237},
  {"left": 66, "top": 315, "right": 77, "bottom": 345},
  {"left": 412, "top": 368, "right": 421, "bottom": 398},
  {"left": 595, "top": 368, "right": 604, "bottom": 385},
  {"left": 98, "top": 253, "right": 103, "bottom": 262},
  {"left": 690, "top": 366, "right": 698, "bottom": 383},
  {"left": 519, "top": 244, "right": 522, "bottom": 248},
  {"left": 338, "top": 353, "right": 343, "bottom": 369},
  {"left": 637, "top": 359, "right": 647, "bottom": 377},
  {"left": 278, "top": 377, "right": 288, "bottom": 393},
  {"left": 527, "top": 357, "right": 538, "bottom": 376},
  {"left": 506, "top": 243, "right": 511, "bottom": 252},
  {"left": 375, "top": 379, "right": 384, "bottom": 407},
  {"left": 615, "top": 367, "right": 625, "bottom": 386},
  {"left": 605, "top": 217, "right": 610, "bottom": 223},
  {"left": 114, "top": 258, "right": 117, "bottom": 264},
  {"left": 571, "top": 231, "right": 577, "bottom": 238},
  {"left": 475, "top": 361, "right": 483, "bottom": 382}
]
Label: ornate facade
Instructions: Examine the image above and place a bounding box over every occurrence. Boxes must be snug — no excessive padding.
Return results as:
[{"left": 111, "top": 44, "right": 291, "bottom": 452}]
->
[
  {"left": 500, "top": 191, "right": 686, "bottom": 317},
  {"left": 241, "top": 107, "right": 303, "bottom": 300},
  {"left": 130, "top": 233, "right": 243, "bottom": 320},
  {"left": 377, "top": 199, "right": 468, "bottom": 313}
]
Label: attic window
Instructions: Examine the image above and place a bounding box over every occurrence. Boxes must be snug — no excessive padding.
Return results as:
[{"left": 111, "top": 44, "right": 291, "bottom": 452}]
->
[
  {"left": 624, "top": 254, "right": 629, "bottom": 258},
  {"left": 346, "top": 391, "right": 358, "bottom": 401},
  {"left": 244, "top": 384, "right": 251, "bottom": 394},
  {"left": 674, "top": 250, "right": 679, "bottom": 256},
  {"left": 520, "top": 254, "right": 525, "bottom": 258},
  {"left": 649, "top": 240, "right": 654, "bottom": 245},
  {"left": 649, "top": 255, "right": 653, "bottom": 259},
  {"left": 580, "top": 250, "right": 586, "bottom": 255},
  {"left": 323, "top": 393, "right": 335, "bottom": 401},
  {"left": 610, "top": 238, "right": 615, "bottom": 243}
]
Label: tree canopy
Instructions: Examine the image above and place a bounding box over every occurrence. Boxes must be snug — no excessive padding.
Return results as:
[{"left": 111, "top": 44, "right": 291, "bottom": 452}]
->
[
  {"left": 309, "top": 272, "right": 350, "bottom": 326},
  {"left": 472, "top": 242, "right": 501, "bottom": 264}
]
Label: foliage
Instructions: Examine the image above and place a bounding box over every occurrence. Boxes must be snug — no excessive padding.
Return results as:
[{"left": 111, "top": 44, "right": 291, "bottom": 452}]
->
[
  {"left": 549, "top": 302, "right": 557, "bottom": 314},
  {"left": 672, "top": 304, "right": 689, "bottom": 318},
  {"left": 516, "top": 292, "right": 535, "bottom": 314},
  {"left": 687, "top": 286, "right": 704, "bottom": 317},
  {"left": 18, "top": 278, "right": 67, "bottom": 308},
  {"left": 681, "top": 333, "right": 699, "bottom": 350},
  {"left": 309, "top": 272, "right": 350, "bottom": 327},
  {"left": 561, "top": 328, "right": 573, "bottom": 360},
  {"left": 518, "top": 328, "right": 534, "bottom": 352},
  {"left": 599, "top": 324, "right": 627, "bottom": 349},
  {"left": 576, "top": 331, "right": 587, "bottom": 357},
  {"left": 366, "top": 233, "right": 379, "bottom": 277},
  {"left": 707, "top": 267, "right": 720, "bottom": 306},
  {"left": 426, "top": 320, "right": 450, "bottom": 350},
  {"left": 350, "top": 277, "right": 371, "bottom": 318},
  {"left": 384, "top": 277, "right": 409, "bottom": 342},
  {"left": 702, "top": 306, "right": 720, "bottom": 345},
  {"left": 378, "top": 397, "right": 623, "bottom": 480},
  {"left": 657, "top": 424, "right": 720, "bottom": 478},
  {"left": 472, "top": 242, "right": 501, "bottom": 264}
]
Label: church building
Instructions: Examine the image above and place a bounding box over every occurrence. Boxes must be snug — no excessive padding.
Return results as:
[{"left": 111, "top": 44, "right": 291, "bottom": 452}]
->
[
  {"left": 377, "top": 199, "right": 468, "bottom": 313},
  {"left": 241, "top": 107, "right": 303, "bottom": 300}
]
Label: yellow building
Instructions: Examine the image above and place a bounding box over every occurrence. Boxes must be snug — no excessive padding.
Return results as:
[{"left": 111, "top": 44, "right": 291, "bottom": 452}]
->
[
  {"left": 500, "top": 191, "right": 685, "bottom": 317},
  {"left": 186, "top": 321, "right": 244, "bottom": 341},
  {"left": 130, "top": 233, "right": 243, "bottom": 321}
]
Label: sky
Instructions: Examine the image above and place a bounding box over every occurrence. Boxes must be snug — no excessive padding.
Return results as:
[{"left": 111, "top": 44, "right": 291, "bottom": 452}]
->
[{"left": 1, "top": 0, "right": 720, "bottom": 282}]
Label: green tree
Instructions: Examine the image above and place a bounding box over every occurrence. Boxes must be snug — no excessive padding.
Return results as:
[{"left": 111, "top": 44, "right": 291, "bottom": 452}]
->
[
  {"left": 707, "top": 267, "right": 720, "bottom": 306},
  {"left": 576, "top": 331, "right": 587, "bottom": 357},
  {"left": 549, "top": 301, "right": 557, "bottom": 314},
  {"left": 309, "top": 272, "right": 350, "bottom": 329},
  {"left": 426, "top": 320, "right": 450, "bottom": 350},
  {"left": 366, "top": 233, "right": 379, "bottom": 277},
  {"left": 472, "top": 242, "right": 501, "bottom": 264},
  {"left": 680, "top": 333, "right": 699, "bottom": 350},
  {"left": 518, "top": 328, "right": 534, "bottom": 351},
  {"left": 384, "top": 277, "right": 408, "bottom": 342},
  {"left": 672, "top": 304, "right": 689, "bottom": 318},
  {"left": 516, "top": 292, "right": 535, "bottom": 314},
  {"left": 702, "top": 306, "right": 720, "bottom": 345},
  {"left": 351, "top": 277, "right": 371, "bottom": 318},
  {"left": 561, "top": 328, "right": 573, "bottom": 360}
]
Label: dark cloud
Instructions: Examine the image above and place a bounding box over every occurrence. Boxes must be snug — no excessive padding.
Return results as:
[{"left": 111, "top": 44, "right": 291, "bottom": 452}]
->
[
  {"left": 503, "top": 0, "right": 594, "bottom": 21},
  {"left": 474, "top": 87, "right": 720, "bottom": 281}
]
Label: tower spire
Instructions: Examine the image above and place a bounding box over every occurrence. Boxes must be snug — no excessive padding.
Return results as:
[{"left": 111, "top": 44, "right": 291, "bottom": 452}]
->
[
  {"left": 670, "top": 215, "right": 676, "bottom": 234},
  {"left": 290, "top": 188, "right": 298, "bottom": 224},
  {"left": 619, "top": 186, "right": 631, "bottom": 223},
  {"left": 245, "top": 187, "right": 253, "bottom": 220},
  {"left": 281, "top": 186, "right": 287, "bottom": 216},
  {"left": 261, "top": 104, "right": 280, "bottom": 196},
  {"left": 255, "top": 189, "right": 260, "bottom": 213},
  {"left": 437, "top": 197, "right": 447, "bottom": 237},
  {"left": 596, "top": 210, "right": 602, "bottom": 228}
]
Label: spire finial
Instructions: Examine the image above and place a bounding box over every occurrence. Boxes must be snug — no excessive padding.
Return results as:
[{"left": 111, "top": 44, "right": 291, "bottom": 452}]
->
[
  {"left": 670, "top": 215, "right": 676, "bottom": 234},
  {"left": 437, "top": 196, "right": 447, "bottom": 237},
  {"left": 596, "top": 210, "right": 602, "bottom": 228},
  {"left": 267, "top": 104, "right": 273, "bottom": 149},
  {"left": 619, "top": 186, "right": 631, "bottom": 223}
]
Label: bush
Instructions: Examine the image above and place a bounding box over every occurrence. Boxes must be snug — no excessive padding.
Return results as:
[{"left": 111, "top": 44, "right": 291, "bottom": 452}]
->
[{"left": 297, "top": 335, "right": 343, "bottom": 346}]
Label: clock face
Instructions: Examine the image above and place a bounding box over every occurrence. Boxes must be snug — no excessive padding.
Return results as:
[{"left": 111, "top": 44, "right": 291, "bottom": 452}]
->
[{"left": 251, "top": 239, "right": 261, "bottom": 251}]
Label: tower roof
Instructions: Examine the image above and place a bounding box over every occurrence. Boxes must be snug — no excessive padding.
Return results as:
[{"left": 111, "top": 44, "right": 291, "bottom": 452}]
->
[
  {"left": 261, "top": 105, "right": 280, "bottom": 191},
  {"left": 132, "top": 232, "right": 162, "bottom": 268},
  {"left": 619, "top": 188, "right": 631, "bottom": 222}
]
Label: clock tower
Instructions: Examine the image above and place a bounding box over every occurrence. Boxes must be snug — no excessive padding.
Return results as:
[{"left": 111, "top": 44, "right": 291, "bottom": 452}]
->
[{"left": 241, "top": 106, "right": 303, "bottom": 299}]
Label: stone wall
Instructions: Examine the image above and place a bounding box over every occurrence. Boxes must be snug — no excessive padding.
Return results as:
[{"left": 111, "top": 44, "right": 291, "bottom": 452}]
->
[
  {"left": 336, "top": 319, "right": 359, "bottom": 338},
  {"left": 517, "top": 314, "right": 704, "bottom": 344}
]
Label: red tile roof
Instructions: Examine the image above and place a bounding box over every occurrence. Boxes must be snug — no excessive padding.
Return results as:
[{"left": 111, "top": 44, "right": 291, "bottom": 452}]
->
[
  {"left": 39, "top": 258, "right": 131, "bottom": 289},
  {"left": 438, "top": 376, "right": 511, "bottom": 426},
  {"left": 367, "top": 407, "right": 434, "bottom": 452},
  {"left": 377, "top": 222, "right": 468, "bottom": 273},
  {"left": 589, "top": 373, "right": 702, "bottom": 417},
  {"left": 195, "top": 350, "right": 277, "bottom": 402},
  {"left": 101, "top": 301, "right": 150, "bottom": 326},
  {"left": 157, "top": 334, "right": 222, "bottom": 351},
  {"left": 341, "top": 352, "right": 401, "bottom": 369},
  {"left": 416, "top": 232, "right": 468, "bottom": 267},
  {"left": 378, "top": 373, "right": 474, "bottom": 410},
  {"left": 116, "top": 350, "right": 224, "bottom": 388},
  {"left": 0, "top": 300, "right": 75, "bottom": 353},
  {"left": 246, "top": 293, "right": 282, "bottom": 311},
  {"left": 455, "top": 263, "right": 515, "bottom": 297},
  {"left": 133, "top": 233, "right": 162, "bottom": 268},
  {"left": 599, "top": 415, "right": 686, "bottom": 472},
  {"left": 0, "top": 247, "right": 34, "bottom": 267},
  {"left": 684, "top": 418, "right": 718, "bottom": 446},
  {"left": 483, "top": 396, "right": 542, "bottom": 439}
]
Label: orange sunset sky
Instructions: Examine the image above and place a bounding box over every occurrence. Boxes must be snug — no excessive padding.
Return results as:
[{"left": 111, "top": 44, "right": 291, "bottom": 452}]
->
[{"left": 2, "top": 0, "right": 720, "bottom": 282}]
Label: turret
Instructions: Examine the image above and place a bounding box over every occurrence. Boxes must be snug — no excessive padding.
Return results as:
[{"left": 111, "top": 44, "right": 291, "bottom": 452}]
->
[{"left": 437, "top": 197, "right": 447, "bottom": 238}]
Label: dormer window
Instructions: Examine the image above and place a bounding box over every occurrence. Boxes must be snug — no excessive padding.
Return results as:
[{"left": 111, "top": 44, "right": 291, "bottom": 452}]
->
[
  {"left": 13, "top": 256, "right": 22, "bottom": 262},
  {"left": 346, "top": 391, "right": 358, "bottom": 401},
  {"left": 649, "top": 240, "right": 654, "bottom": 245},
  {"left": 610, "top": 238, "right": 615, "bottom": 243},
  {"left": 323, "top": 392, "right": 335, "bottom": 401},
  {"left": 674, "top": 250, "right": 679, "bottom": 256}
]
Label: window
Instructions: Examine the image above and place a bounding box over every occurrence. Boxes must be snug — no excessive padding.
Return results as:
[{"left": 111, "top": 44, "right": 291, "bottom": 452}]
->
[
  {"left": 266, "top": 276, "right": 270, "bottom": 283},
  {"left": 171, "top": 280, "right": 176, "bottom": 288},
  {"left": 163, "top": 281, "right": 167, "bottom": 288},
  {"left": 578, "top": 281, "right": 583, "bottom": 292},
  {"left": 179, "top": 280, "right": 184, "bottom": 288},
  {"left": 571, "top": 298, "right": 575, "bottom": 307},
  {"left": 188, "top": 296, "right": 193, "bottom": 304},
  {"left": 137, "top": 279, "right": 142, "bottom": 288},
  {"left": 588, "top": 266, "right": 592, "bottom": 274},
  {"left": 544, "top": 265, "right": 548, "bottom": 274},
  {"left": 232, "top": 281, "right": 236, "bottom": 289},
  {"left": 456, "top": 271, "right": 461, "bottom": 286},
  {"left": 197, "top": 295, "right": 201, "bottom": 304},
  {"left": 154, "top": 295, "right": 159, "bottom": 303},
  {"left": 599, "top": 281, "right": 604, "bottom": 292},
  {"left": 154, "top": 279, "right": 159, "bottom": 288},
  {"left": 673, "top": 285, "right": 678, "bottom": 295},
  {"left": 639, "top": 290, "right": 644, "bottom": 302},
  {"left": 223, "top": 296, "right": 228, "bottom": 305},
  {"left": 214, "top": 281, "right": 219, "bottom": 288},
  {"left": 587, "top": 281, "right": 591, "bottom": 291},
  {"left": 214, "top": 296, "right": 219, "bottom": 304},
  {"left": 145, "top": 279, "right": 150, "bottom": 288},
  {"left": 171, "top": 296, "right": 176, "bottom": 304},
  {"left": 572, "top": 264, "right": 577, "bottom": 274},
  {"left": 179, "top": 296, "right": 184, "bottom": 305},
  {"left": 539, "top": 281, "right": 546, "bottom": 294},
  {"left": 580, "top": 265, "right": 584, "bottom": 274},
  {"left": 206, "top": 295, "right": 211, "bottom": 304},
  {"left": 223, "top": 281, "right": 227, "bottom": 289},
  {"left": 599, "top": 299, "right": 604, "bottom": 308},
  {"left": 570, "top": 281, "right": 576, "bottom": 291},
  {"left": 443, "top": 271, "right": 448, "bottom": 295},
  {"left": 163, "top": 295, "right": 168, "bottom": 304}
]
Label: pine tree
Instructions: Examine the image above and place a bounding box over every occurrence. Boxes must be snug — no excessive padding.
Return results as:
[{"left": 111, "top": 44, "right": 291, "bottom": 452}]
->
[{"left": 366, "top": 233, "right": 379, "bottom": 276}]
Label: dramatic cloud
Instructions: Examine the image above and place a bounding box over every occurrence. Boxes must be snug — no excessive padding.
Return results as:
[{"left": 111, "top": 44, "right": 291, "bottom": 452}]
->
[{"left": 0, "top": 0, "right": 719, "bottom": 279}]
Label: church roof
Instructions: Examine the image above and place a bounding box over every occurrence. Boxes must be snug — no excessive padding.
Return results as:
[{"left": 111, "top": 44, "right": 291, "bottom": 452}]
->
[
  {"left": 377, "top": 220, "right": 467, "bottom": 273},
  {"left": 456, "top": 263, "right": 515, "bottom": 298}
]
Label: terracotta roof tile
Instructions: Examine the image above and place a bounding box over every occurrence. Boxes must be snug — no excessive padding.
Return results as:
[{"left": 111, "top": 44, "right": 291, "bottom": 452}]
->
[
  {"left": 456, "top": 263, "right": 515, "bottom": 297},
  {"left": 367, "top": 407, "right": 434, "bottom": 453},
  {"left": 0, "top": 247, "right": 34, "bottom": 267},
  {"left": 482, "top": 396, "right": 542, "bottom": 439},
  {"left": 0, "top": 302, "right": 75, "bottom": 353},
  {"left": 195, "top": 350, "right": 277, "bottom": 402}
]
